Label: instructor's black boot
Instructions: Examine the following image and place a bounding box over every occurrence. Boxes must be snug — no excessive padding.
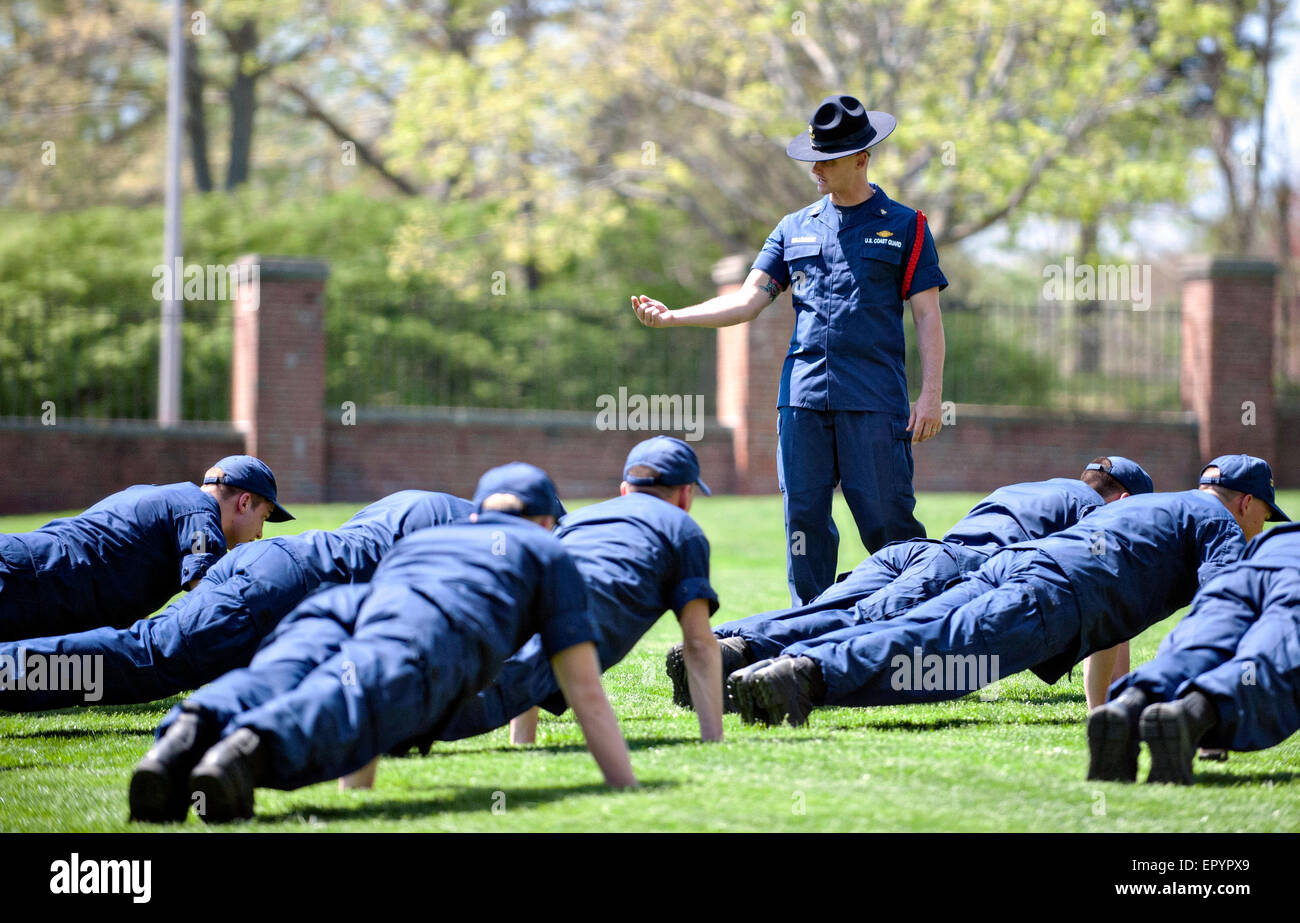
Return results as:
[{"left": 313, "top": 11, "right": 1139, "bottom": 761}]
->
[
  {"left": 1086, "top": 687, "right": 1148, "bottom": 783},
  {"left": 189, "top": 728, "right": 268, "bottom": 823},
  {"left": 666, "top": 636, "right": 754, "bottom": 711},
  {"left": 729, "top": 656, "right": 826, "bottom": 728},
  {"left": 1141, "top": 691, "right": 1217, "bottom": 785},
  {"left": 129, "top": 708, "right": 217, "bottom": 823}
]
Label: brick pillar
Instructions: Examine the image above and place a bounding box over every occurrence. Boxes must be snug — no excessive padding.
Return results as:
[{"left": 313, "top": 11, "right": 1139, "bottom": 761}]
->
[
  {"left": 232, "top": 256, "right": 329, "bottom": 503},
  {"left": 1180, "top": 256, "right": 1277, "bottom": 464},
  {"left": 713, "top": 254, "right": 792, "bottom": 494}
]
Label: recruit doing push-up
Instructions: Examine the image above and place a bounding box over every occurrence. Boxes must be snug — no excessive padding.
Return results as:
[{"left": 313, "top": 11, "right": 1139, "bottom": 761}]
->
[
  {"left": 726, "top": 455, "right": 1278, "bottom": 728},
  {"left": 129, "top": 463, "right": 637, "bottom": 824},
  {"left": 669, "top": 455, "right": 1154, "bottom": 713},
  {"left": 0, "top": 455, "right": 290, "bottom": 644},
  {"left": 0, "top": 490, "right": 471, "bottom": 712}
]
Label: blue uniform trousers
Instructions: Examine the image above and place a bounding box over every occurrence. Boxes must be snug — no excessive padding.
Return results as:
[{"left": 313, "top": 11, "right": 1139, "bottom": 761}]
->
[
  {"left": 434, "top": 635, "right": 560, "bottom": 740},
  {"left": 1112, "top": 566, "right": 1300, "bottom": 751},
  {"left": 778, "top": 407, "right": 925, "bottom": 606},
  {"left": 0, "top": 543, "right": 312, "bottom": 712},
  {"left": 717, "top": 541, "right": 985, "bottom": 660},
  {"left": 164, "top": 583, "right": 480, "bottom": 790},
  {"left": 788, "top": 549, "right": 1081, "bottom": 706},
  {"left": 0, "top": 544, "right": 50, "bottom": 643}
]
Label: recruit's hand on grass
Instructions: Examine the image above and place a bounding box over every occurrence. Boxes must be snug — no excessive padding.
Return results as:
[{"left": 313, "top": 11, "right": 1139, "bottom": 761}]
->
[
  {"left": 631, "top": 294, "right": 673, "bottom": 328},
  {"left": 908, "top": 391, "right": 944, "bottom": 444}
]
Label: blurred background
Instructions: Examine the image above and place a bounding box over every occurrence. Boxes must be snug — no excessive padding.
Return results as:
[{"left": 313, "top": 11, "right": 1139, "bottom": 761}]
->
[{"left": 0, "top": 0, "right": 1296, "bottom": 510}]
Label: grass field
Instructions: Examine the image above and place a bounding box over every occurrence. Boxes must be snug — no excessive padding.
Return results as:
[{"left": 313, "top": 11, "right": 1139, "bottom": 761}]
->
[{"left": 2, "top": 491, "right": 1298, "bottom": 832}]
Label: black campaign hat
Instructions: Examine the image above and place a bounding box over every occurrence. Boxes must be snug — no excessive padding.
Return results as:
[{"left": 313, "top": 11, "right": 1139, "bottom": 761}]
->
[{"left": 786, "top": 95, "right": 896, "bottom": 162}]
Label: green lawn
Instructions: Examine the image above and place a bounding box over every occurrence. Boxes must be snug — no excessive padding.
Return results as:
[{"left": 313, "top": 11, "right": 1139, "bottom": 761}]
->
[{"left": 2, "top": 491, "right": 1298, "bottom": 832}]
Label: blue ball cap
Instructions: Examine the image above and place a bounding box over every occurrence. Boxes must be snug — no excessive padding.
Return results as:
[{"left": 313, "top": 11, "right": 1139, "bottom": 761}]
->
[
  {"left": 204, "top": 455, "right": 293, "bottom": 522},
  {"left": 1087, "top": 456, "right": 1154, "bottom": 496},
  {"left": 623, "top": 435, "right": 712, "bottom": 496},
  {"left": 1201, "top": 454, "right": 1289, "bottom": 522},
  {"left": 473, "top": 462, "right": 567, "bottom": 519}
]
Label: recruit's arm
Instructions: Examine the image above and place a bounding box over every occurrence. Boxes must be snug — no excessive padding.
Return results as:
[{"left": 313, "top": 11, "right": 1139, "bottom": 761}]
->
[
  {"left": 552, "top": 641, "right": 638, "bottom": 788},
  {"left": 678, "top": 598, "right": 724, "bottom": 741},
  {"left": 1083, "top": 641, "right": 1131, "bottom": 710},
  {"left": 339, "top": 758, "right": 378, "bottom": 790},
  {"left": 509, "top": 706, "right": 540, "bottom": 745}
]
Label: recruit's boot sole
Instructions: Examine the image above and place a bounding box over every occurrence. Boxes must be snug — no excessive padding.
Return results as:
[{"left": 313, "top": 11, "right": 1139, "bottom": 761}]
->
[
  {"left": 667, "top": 637, "right": 754, "bottom": 712},
  {"left": 1141, "top": 703, "right": 1196, "bottom": 786},
  {"left": 128, "top": 712, "right": 211, "bottom": 823},
  {"left": 730, "top": 658, "right": 815, "bottom": 728},
  {"left": 1086, "top": 703, "right": 1139, "bottom": 783},
  {"left": 189, "top": 729, "right": 263, "bottom": 823}
]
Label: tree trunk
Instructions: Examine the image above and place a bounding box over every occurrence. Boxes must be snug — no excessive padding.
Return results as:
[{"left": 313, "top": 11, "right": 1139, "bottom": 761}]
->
[
  {"left": 224, "top": 20, "right": 258, "bottom": 190},
  {"left": 1076, "top": 219, "right": 1101, "bottom": 376},
  {"left": 184, "top": 36, "right": 213, "bottom": 192}
]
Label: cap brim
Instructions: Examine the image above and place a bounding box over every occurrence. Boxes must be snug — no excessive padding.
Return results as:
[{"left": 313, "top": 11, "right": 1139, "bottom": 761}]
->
[
  {"left": 268, "top": 502, "right": 294, "bottom": 523},
  {"left": 695, "top": 477, "right": 712, "bottom": 497},
  {"left": 785, "top": 112, "right": 896, "bottom": 162},
  {"left": 1267, "top": 501, "right": 1290, "bottom": 522}
]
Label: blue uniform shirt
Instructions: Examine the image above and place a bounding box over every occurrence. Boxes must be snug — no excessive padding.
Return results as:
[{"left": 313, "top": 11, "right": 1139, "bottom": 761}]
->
[
  {"left": 943, "top": 478, "right": 1106, "bottom": 552},
  {"left": 371, "top": 512, "right": 596, "bottom": 671},
  {"left": 752, "top": 184, "right": 948, "bottom": 413},
  {"left": 1241, "top": 521, "right": 1300, "bottom": 568},
  {"left": 328, "top": 489, "right": 474, "bottom": 575},
  {"left": 193, "top": 490, "right": 474, "bottom": 596},
  {"left": 1017, "top": 489, "right": 1246, "bottom": 681},
  {"left": 0, "top": 482, "right": 227, "bottom": 629},
  {"left": 556, "top": 491, "right": 718, "bottom": 670},
  {"left": 433, "top": 492, "right": 718, "bottom": 736}
]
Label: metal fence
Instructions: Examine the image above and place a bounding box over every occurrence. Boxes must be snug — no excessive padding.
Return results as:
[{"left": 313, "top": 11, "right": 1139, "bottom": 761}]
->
[
  {"left": 0, "top": 295, "right": 1187, "bottom": 422},
  {"left": 324, "top": 292, "right": 717, "bottom": 413},
  {"left": 909, "top": 300, "right": 1184, "bottom": 415},
  {"left": 0, "top": 300, "right": 232, "bottom": 422}
]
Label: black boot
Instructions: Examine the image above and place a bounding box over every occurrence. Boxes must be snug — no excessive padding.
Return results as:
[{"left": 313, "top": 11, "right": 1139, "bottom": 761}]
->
[
  {"left": 730, "top": 656, "right": 826, "bottom": 727},
  {"left": 129, "top": 708, "right": 217, "bottom": 823},
  {"left": 189, "top": 728, "right": 268, "bottom": 823},
  {"left": 1141, "top": 691, "right": 1217, "bottom": 785},
  {"left": 1086, "top": 687, "right": 1147, "bottom": 783},
  {"left": 666, "top": 636, "right": 754, "bottom": 711}
]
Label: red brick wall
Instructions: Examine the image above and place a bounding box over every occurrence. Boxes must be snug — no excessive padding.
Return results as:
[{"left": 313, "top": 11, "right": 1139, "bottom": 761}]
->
[
  {"left": 325, "top": 410, "right": 737, "bottom": 502},
  {"left": 911, "top": 407, "right": 1203, "bottom": 493},
  {"left": 1, "top": 404, "right": 1273, "bottom": 518},
  {"left": 322, "top": 406, "right": 1205, "bottom": 503},
  {"left": 0, "top": 422, "right": 245, "bottom": 515}
]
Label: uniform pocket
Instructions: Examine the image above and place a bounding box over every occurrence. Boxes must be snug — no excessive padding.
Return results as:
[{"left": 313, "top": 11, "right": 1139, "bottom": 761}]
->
[
  {"left": 890, "top": 416, "right": 915, "bottom": 484},
  {"left": 859, "top": 244, "right": 903, "bottom": 291},
  {"left": 784, "top": 243, "right": 823, "bottom": 301}
]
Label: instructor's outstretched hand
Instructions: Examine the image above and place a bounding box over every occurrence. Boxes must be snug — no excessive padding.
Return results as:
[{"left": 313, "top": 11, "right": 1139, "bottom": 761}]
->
[{"left": 631, "top": 294, "right": 673, "bottom": 328}]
